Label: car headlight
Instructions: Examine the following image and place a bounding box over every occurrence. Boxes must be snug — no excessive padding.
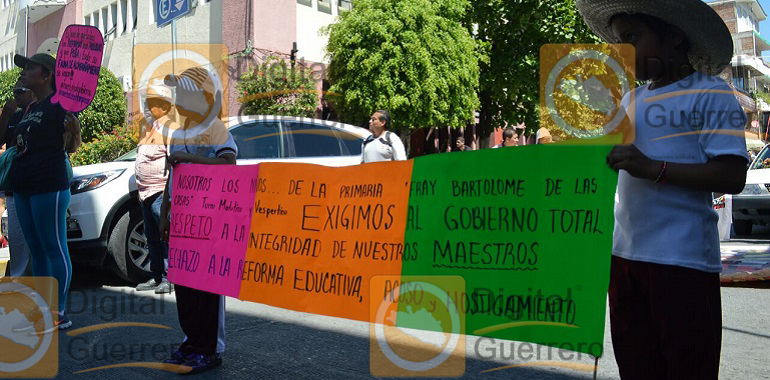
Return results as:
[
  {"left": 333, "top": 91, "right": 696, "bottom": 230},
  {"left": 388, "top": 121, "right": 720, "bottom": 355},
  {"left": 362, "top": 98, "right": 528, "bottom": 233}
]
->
[
  {"left": 740, "top": 184, "right": 764, "bottom": 195},
  {"left": 70, "top": 169, "right": 126, "bottom": 194}
]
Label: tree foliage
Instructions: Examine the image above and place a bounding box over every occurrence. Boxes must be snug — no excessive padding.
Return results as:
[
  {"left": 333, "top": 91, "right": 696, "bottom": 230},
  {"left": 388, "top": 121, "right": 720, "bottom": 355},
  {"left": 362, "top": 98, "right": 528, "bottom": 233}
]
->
[
  {"left": 323, "top": 0, "right": 480, "bottom": 130},
  {"left": 466, "top": 0, "right": 600, "bottom": 137},
  {"left": 0, "top": 66, "right": 127, "bottom": 143},
  {"left": 236, "top": 56, "right": 319, "bottom": 117},
  {"left": 78, "top": 67, "right": 128, "bottom": 142},
  {"left": 69, "top": 125, "right": 137, "bottom": 166}
]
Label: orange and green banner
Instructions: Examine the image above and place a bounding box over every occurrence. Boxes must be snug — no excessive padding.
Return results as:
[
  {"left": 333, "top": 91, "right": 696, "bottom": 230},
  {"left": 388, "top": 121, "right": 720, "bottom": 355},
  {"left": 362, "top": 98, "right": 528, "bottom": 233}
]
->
[{"left": 169, "top": 145, "right": 617, "bottom": 357}]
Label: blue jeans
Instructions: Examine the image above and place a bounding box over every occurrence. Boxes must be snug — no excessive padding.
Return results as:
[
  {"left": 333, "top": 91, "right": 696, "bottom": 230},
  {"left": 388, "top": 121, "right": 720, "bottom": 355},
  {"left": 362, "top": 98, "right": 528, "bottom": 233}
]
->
[{"left": 140, "top": 192, "right": 168, "bottom": 282}]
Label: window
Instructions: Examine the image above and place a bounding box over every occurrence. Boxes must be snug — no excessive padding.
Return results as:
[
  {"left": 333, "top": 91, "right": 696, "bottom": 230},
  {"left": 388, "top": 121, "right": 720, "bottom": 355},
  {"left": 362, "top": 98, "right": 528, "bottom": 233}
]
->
[
  {"left": 230, "top": 122, "right": 283, "bottom": 159},
  {"left": 318, "top": 0, "right": 332, "bottom": 14},
  {"left": 338, "top": 0, "right": 352, "bottom": 11},
  {"left": 297, "top": 0, "right": 311, "bottom": 7},
  {"left": 283, "top": 122, "right": 361, "bottom": 158}
]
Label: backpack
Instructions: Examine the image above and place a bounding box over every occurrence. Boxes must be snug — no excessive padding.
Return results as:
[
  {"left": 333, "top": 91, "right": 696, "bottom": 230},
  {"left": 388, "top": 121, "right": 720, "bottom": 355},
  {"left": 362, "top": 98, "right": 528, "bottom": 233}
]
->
[{"left": 363, "top": 131, "right": 395, "bottom": 160}]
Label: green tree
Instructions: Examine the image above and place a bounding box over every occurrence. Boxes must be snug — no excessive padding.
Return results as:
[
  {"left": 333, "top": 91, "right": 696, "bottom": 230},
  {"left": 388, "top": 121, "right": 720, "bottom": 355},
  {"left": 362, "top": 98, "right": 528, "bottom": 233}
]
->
[
  {"left": 78, "top": 67, "right": 127, "bottom": 142},
  {"left": 236, "top": 56, "right": 318, "bottom": 117},
  {"left": 0, "top": 67, "right": 21, "bottom": 105},
  {"left": 323, "top": 0, "right": 480, "bottom": 131},
  {"left": 467, "top": 0, "right": 600, "bottom": 137},
  {"left": 0, "top": 66, "right": 127, "bottom": 143}
]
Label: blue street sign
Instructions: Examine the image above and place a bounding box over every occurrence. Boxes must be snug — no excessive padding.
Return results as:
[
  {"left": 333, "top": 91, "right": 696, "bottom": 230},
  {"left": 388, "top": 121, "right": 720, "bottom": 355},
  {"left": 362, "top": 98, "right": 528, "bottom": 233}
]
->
[{"left": 156, "top": 0, "right": 191, "bottom": 27}]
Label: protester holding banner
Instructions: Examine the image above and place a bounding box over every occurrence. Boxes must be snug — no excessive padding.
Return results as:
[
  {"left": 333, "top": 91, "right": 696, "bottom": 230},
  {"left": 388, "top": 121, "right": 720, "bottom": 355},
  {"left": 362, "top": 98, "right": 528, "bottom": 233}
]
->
[
  {"left": 8, "top": 53, "right": 81, "bottom": 332},
  {"left": 159, "top": 66, "right": 237, "bottom": 375},
  {"left": 577, "top": 1, "right": 748, "bottom": 379},
  {"left": 134, "top": 83, "right": 175, "bottom": 294},
  {"left": 361, "top": 110, "right": 407, "bottom": 163},
  {"left": 493, "top": 128, "right": 519, "bottom": 148},
  {"left": 0, "top": 80, "right": 36, "bottom": 277}
]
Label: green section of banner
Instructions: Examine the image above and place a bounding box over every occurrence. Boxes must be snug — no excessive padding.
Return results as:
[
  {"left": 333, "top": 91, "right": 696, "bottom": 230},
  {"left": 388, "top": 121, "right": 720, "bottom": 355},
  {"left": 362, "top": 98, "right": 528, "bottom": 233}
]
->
[{"left": 402, "top": 145, "right": 617, "bottom": 357}]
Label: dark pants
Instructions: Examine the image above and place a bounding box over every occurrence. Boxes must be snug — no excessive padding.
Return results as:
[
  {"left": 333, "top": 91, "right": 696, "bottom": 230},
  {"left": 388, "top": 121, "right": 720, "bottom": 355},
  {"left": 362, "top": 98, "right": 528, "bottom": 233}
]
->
[
  {"left": 140, "top": 192, "right": 167, "bottom": 283},
  {"left": 609, "top": 256, "right": 722, "bottom": 380},
  {"left": 175, "top": 284, "right": 225, "bottom": 355}
]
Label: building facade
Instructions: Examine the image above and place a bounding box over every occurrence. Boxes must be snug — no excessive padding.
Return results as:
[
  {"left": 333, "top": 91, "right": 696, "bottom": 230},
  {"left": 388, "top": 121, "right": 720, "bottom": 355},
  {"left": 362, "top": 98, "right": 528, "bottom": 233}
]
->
[
  {"left": 0, "top": 0, "right": 347, "bottom": 120},
  {"left": 710, "top": 0, "right": 770, "bottom": 146}
]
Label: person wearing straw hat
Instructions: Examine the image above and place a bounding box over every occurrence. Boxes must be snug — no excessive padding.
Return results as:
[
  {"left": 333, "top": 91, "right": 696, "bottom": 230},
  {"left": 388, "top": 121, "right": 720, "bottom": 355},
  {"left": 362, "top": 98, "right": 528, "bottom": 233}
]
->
[
  {"left": 576, "top": 1, "right": 750, "bottom": 379},
  {"left": 134, "top": 81, "right": 176, "bottom": 294},
  {"left": 159, "top": 65, "right": 237, "bottom": 375}
]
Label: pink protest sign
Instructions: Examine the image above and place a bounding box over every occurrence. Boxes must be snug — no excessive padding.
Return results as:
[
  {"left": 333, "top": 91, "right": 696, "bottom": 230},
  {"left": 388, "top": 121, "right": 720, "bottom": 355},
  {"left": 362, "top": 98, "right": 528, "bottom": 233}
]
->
[
  {"left": 168, "top": 163, "right": 259, "bottom": 297},
  {"left": 53, "top": 25, "right": 104, "bottom": 112}
]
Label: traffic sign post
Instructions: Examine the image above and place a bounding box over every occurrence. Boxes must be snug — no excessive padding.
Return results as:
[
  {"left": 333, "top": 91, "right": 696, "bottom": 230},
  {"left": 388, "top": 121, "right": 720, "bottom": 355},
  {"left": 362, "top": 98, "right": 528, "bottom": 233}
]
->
[
  {"left": 156, "top": 0, "right": 190, "bottom": 76},
  {"left": 156, "top": 0, "right": 191, "bottom": 27}
]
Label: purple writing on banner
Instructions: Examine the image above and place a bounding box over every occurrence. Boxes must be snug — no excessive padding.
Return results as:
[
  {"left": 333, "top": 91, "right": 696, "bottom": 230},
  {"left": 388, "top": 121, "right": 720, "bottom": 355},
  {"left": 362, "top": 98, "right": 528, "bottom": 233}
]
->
[
  {"left": 168, "top": 163, "right": 259, "bottom": 297},
  {"left": 53, "top": 25, "right": 104, "bottom": 112}
]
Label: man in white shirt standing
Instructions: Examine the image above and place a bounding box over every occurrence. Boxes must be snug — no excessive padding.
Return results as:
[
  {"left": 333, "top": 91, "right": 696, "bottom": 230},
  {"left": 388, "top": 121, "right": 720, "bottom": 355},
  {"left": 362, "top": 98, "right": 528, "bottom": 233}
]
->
[{"left": 361, "top": 110, "right": 407, "bottom": 163}]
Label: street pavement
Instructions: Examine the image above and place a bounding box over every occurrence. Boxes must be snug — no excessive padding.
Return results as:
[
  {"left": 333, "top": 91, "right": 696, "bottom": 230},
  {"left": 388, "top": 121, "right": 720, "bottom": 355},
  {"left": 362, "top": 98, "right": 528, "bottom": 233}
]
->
[{"left": 1, "top": 244, "right": 769, "bottom": 379}]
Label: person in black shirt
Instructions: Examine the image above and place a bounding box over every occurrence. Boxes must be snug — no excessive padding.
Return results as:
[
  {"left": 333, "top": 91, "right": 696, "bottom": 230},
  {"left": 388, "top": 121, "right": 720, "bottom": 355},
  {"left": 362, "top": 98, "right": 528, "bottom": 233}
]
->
[
  {"left": 0, "top": 80, "right": 36, "bottom": 277},
  {"left": 9, "top": 53, "right": 81, "bottom": 332}
]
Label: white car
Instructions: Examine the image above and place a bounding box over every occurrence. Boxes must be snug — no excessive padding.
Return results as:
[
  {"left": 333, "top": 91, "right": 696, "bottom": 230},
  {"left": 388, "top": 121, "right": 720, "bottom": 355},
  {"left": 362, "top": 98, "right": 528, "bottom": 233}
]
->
[
  {"left": 66, "top": 116, "right": 371, "bottom": 282},
  {"left": 732, "top": 143, "right": 770, "bottom": 235}
]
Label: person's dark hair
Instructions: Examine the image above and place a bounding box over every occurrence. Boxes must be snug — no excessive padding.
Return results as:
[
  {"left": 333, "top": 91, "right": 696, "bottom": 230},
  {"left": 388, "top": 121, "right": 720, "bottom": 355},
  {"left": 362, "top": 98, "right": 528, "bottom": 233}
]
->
[
  {"left": 503, "top": 128, "right": 515, "bottom": 140},
  {"left": 41, "top": 66, "right": 56, "bottom": 92},
  {"left": 376, "top": 110, "right": 391, "bottom": 130},
  {"left": 609, "top": 13, "right": 690, "bottom": 52}
]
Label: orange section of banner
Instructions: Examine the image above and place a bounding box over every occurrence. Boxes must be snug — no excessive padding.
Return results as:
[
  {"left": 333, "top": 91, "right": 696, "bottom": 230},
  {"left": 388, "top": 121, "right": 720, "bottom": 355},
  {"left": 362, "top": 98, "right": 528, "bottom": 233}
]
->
[{"left": 239, "top": 161, "right": 414, "bottom": 321}]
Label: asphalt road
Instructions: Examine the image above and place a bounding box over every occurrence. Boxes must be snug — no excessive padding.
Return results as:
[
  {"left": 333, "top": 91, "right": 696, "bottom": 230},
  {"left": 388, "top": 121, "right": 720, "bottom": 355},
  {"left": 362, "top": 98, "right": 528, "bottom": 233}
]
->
[{"left": 2, "top": 240, "right": 769, "bottom": 379}]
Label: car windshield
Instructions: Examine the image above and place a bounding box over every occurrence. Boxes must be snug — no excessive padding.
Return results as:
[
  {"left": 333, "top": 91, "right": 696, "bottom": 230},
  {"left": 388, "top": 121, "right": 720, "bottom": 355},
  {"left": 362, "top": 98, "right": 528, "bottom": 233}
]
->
[{"left": 114, "top": 149, "right": 138, "bottom": 162}]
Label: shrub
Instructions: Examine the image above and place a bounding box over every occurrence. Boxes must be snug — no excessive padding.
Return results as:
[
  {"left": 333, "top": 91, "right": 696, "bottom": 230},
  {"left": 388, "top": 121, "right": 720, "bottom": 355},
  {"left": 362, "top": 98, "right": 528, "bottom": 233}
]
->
[
  {"left": 70, "top": 125, "right": 138, "bottom": 167},
  {"left": 0, "top": 66, "right": 126, "bottom": 144}
]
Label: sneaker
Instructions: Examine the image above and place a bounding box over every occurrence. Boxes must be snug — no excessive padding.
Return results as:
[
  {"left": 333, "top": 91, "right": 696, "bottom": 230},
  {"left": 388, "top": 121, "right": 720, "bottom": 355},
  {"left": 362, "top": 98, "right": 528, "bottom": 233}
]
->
[
  {"left": 162, "top": 349, "right": 192, "bottom": 366},
  {"left": 33, "top": 312, "right": 72, "bottom": 335},
  {"left": 136, "top": 278, "right": 159, "bottom": 292},
  {"left": 181, "top": 353, "right": 222, "bottom": 375},
  {"left": 155, "top": 279, "right": 174, "bottom": 294}
]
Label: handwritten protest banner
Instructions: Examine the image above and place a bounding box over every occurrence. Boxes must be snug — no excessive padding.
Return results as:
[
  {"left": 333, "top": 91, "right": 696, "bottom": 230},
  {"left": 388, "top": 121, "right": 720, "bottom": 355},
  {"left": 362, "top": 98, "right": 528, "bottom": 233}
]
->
[
  {"left": 239, "top": 161, "right": 413, "bottom": 321},
  {"left": 167, "top": 145, "right": 617, "bottom": 357},
  {"left": 402, "top": 146, "right": 616, "bottom": 357},
  {"left": 53, "top": 25, "right": 104, "bottom": 112},
  {"left": 167, "top": 164, "right": 259, "bottom": 297}
]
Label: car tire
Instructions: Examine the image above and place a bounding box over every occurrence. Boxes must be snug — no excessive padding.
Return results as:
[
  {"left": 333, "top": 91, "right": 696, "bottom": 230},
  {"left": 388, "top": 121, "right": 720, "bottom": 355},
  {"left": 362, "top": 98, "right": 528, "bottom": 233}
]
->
[
  {"left": 107, "top": 208, "right": 152, "bottom": 283},
  {"left": 733, "top": 219, "right": 753, "bottom": 236}
]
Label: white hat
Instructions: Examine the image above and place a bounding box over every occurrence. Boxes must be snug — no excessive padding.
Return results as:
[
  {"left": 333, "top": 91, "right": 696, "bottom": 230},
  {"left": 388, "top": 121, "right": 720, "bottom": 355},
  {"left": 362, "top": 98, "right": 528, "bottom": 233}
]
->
[
  {"left": 146, "top": 79, "right": 175, "bottom": 102},
  {"left": 576, "top": 0, "right": 733, "bottom": 76}
]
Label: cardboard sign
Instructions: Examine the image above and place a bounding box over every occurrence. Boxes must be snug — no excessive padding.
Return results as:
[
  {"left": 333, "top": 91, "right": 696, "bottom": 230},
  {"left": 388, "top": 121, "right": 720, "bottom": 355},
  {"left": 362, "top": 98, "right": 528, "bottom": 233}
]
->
[
  {"left": 167, "top": 164, "right": 259, "bottom": 297},
  {"left": 239, "top": 161, "right": 414, "bottom": 321},
  {"left": 403, "top": 146, "right": 616, "bottom": 357},
  {"left": 53, "top": 25, "right": 104, "bottom": 112}
]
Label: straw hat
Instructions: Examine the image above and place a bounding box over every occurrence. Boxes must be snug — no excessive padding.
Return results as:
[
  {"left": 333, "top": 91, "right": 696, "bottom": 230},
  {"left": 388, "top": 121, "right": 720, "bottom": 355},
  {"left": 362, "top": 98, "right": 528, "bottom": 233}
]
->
[{"left": 576, "top": 0, "right": 733, "bottom": 76}]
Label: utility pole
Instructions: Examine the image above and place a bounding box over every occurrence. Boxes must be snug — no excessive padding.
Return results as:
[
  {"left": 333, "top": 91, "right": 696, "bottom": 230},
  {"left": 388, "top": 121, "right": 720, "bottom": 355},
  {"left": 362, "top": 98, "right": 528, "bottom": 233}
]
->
[{"left": 290, "top": 41, "right": 298, "bottom": 80}]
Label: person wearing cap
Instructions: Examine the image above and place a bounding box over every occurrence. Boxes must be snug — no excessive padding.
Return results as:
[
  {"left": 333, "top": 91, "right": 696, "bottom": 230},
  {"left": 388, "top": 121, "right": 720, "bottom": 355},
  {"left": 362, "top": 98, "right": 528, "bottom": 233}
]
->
[
  {"left": 158, "top": 66, "right": 236, "bottom": 375},
  {"left": 0, "top": 79, "right": 36, "bottom": 278},
  {"left": 8, "top": 53, "right": 81, "bottom": 332},
  {"left": 134, "top": 82, "right": 176, "bottom": 294},
  {"left": 576, "top": 1, "right": 749, "bottom": 378}
]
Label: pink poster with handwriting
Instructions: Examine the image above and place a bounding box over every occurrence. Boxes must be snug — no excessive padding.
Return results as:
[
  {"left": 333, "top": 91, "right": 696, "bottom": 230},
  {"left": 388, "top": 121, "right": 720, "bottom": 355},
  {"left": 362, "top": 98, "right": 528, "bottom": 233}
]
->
[
  {"left": 168, "top": 164, "right": 259, "bottom": 297},
  {"left": 53, "top": 25, "right": 104, "bottom": 112}
]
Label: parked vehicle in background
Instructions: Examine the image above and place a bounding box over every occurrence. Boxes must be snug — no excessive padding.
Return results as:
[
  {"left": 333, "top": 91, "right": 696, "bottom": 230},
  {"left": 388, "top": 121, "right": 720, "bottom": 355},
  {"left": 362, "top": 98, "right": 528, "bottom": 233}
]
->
[
  {"left": 66, "top": 116, "right": 371, "bottom": 282},
  {"left": 732, "top": 144, "right": 770, "bottom": 235}
]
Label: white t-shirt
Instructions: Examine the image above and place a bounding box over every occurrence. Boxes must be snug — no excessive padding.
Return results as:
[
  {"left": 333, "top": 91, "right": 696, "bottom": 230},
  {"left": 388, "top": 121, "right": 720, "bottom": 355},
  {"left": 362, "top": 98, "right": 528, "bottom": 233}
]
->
[
  {"left": 614, "top": 72, "right": 749, "bottom": 272},
  {"left": 361, "top": 131, "right": 407, "bottom": 163}
]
